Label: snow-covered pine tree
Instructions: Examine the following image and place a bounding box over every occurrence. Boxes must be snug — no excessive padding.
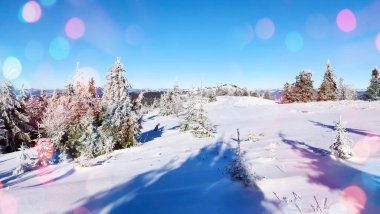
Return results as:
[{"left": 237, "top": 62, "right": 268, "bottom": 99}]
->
[
  {"left": 159, "top": 82, "right": 184, "bottom": 116},
  {"left": 293, "top": 71, "right": 315, "bottom": 102},
  {"left": 250, "top": 90, "right": 260, "bottom": 97},
  {"left": 76, "top": 115, "right": 114, "bottom": 166},
  {"left": 0, "top": 82, "right": 32, "bottom": 152},
  {"left": 336, "top": 78, "right": 356, "bottom": 100},
  {"left": 132, "top": 92, "right": 144, "bottom": 140},
  {"left": 13, "top": 143, "right": 36, "bottom": 175},
  {"left": 317, "top": 61, "right": 337, "bottom": 101},
  {"left": 88, "top": 77, "right": 97, "bottom": 98},
  {"left": 330, "top": 116, "right": 353, "bottom": 159},
  {"left": 282, "top": 83, "right": 293, "bottom": 103},
  {"left": 366, "top": 67, "right": 379, "bottom": 100},
  {"left": 263, "top": 90, "right": 272, "bottom": 100},
  {"left": 101, "top": 57, "right": 134, "bottom": 148},
  {"left": 0, "top": 117, "right": 8, "bottom": 153},
  {"left": 180, "top": 89, "right": 213, "bottom": 138}
]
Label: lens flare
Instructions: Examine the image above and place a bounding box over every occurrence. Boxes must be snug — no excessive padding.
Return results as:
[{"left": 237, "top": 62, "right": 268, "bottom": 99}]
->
[
  {"left": 65, "top": 18, "right": 86, "bottom": 39},
  {"left": 49, "top": 37, "right": 70, "bottom": 60},
  {"left": 21, "top": 1, "right": 42, "bottom": 23},
  {"left": 0, "top": 193, "right": 18, "bottom": 214},
  {"left": 255, "top": 18, "right": 275, "bottom": 40},
  {"left": 306, "top": 14, "right": 329, "bottom": 39},
  {"left": 2, "top": 57, "right": 22, "bottom": 80},
  {"left": 353, "top": 136, "right": 380, "bottom": 162},
  {"left": 25, "top": 40, "right": 44, "bottom": 61},
  {"left": 125, "top": 25, "right": 145, "bottom": 45},
  {"left": 73, "top": 206, "right": 91, "bottom": 214},
  {"left": 336, "top": 9, "right": 357, "bottom": 32},
  {"left": 285, "top": 32, "right": 303, "bottom": 52},
  {"left": 39, "top": 0, "right": 56, "bottom": 7},
  {"left": 376, "top": 34, "right": 380, "bottom": 51},
  {"left": 340, "top": 185, "right": 366, "bottom": 214}
]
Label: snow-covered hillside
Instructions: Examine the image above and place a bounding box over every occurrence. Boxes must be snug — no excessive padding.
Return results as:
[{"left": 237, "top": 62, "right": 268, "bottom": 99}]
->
[{"left": 1, "top": 96, "right": 379, "bottom": 214}]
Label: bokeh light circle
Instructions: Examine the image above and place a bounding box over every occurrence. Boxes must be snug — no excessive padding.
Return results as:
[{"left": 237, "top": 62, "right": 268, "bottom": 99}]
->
[
  {"left": 353, "top": 136, "right": 380, "bottom": 162},
  {"left": 255, "top": 18, "right": 275, "bottom": 40},
  {"left": 39, "top": 0, "right": 56, "bottom": 7},
  {"left": 375, "top": 34, "right": 380, "bottom": 51},
  {"left": 65, "top": 18, "right": 86, "bottom": 39},
  {"left": 125, "top": 25, "right": 145, "bottom": 45},
  {"left": 0, "top": 193, "right": 18, "bottom": 214},
  {"left": 306, "top": 14, "right": 329, "bottom": 39},
  {"left": 336, "top": 9, "right": 357, "bottom": 32},
  {"left": 49, "top": 37, "right": 70, "bottom": 60},
  {"left": 285, "top": 32, "right": 303, "bottom": 52},
  {"left": 25, "top": 40, "right": 44, "bottom": 61},
  {"left": 340, "top": 185, "right": 366, "bottom": 214},
  {"left": 2, "top": 57, "right": 22, "bottom": 80},
  {"left": 21, "top": 1, "right": 42, "bottom": 23}
]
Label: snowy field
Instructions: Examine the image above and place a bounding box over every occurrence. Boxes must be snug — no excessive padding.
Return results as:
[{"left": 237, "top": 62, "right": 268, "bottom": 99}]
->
[{"left": 0, "top": 96, "right": 379, "bottom": 214}]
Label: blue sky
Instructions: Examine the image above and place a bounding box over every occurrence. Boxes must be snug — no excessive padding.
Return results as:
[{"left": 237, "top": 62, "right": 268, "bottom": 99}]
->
[{"left": 0, "top": 0, "right": 380, "bottom": 89}]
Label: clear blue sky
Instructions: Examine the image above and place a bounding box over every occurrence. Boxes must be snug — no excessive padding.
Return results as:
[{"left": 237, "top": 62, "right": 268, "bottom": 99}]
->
[{"left": 0, "top": 0, "right": 380, "bottom": 89}]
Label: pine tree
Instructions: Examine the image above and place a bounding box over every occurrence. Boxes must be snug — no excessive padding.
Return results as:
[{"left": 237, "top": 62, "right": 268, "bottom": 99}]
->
[
  {"left": 76, "top": 116, "right": 114, "bottom": 166},
  {"left": 250, "top": 90, "right": 260, "bottom": 98},
  {"left": 0, "top": 82, "right": 32, "bottom": 152},
  {"left": 101, "top": 57, "right": 134, "bottom": 148},
  {"left": 13, "top": 143, "right": 36, "bottom": 175},
  {"left": 337, "top": 78, "right": 356, "bottom": 100},
  {"left": 366, "top": 67, "right": 379, "bottom": 100},
  {"left": 159, "top": 82, "right": 183, "bottom": 116},
  {"left": 0, "top": 117, "right": 8, "bottom": 153},
  {"left": 330, "top": 116, "right": 353, "bottom": 159},
  {"left": 180, "top": 89, "right": 213, "bottom": 138},
  {"left": 263, "top": 90, "right": 272, "bottom": 100},
  {"left": 317, "top": 61, "right": 337, "bottom": 101},
  {"left": 293, "top": 71, "right": 315, "bottom": 102},
  {"left": 132, "top": 92, "right": 144, "bottom": 140},
  {"left": 88, "top": 77, "right": 97, "bottom": 98},
  {"left": 282, "top": 83, "right": 293, "bottom": 103}
]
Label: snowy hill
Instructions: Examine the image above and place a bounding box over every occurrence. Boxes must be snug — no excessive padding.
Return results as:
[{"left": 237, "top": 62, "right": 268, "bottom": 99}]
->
[{"left": 0, "top": 96, "right": 379, "bottom": 213}]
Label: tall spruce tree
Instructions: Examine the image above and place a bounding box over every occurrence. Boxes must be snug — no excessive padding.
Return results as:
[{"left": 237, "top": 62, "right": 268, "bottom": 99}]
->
[
  {"left": 366, "top": 67, "right": 379, "bottom": 100},
  {"left": 159, "top": 82, "right": 183, "bottom": 116},
  {"left": 282, "top": 82, "right": 293, "bottom": 103},
  {"left": 0, "top": 82, "right": 31, "bottom": 152},
  {"left": 317, "top": 61, "right": 337, "bottom": 101},
  {"left": 101, "top": 57, "right": 134, "bottom": 148},
  {"left": 293, "top": 71, "right": 315, "bottom": 102}
]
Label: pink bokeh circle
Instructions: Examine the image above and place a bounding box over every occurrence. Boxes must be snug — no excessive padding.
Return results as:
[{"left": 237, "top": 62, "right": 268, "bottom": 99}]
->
[
  {"left": 336, "top": 9, "right": 356, "bottom": 32},
  {"left": 21, "top": 1, "right": 42, "bottom": 23},
  {"left": 65, "top": 18, "right": 86, "bottom": 39}
]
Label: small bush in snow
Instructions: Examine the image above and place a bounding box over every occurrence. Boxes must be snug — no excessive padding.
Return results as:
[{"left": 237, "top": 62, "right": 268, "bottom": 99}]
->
[
  {"left": 228, "top": 129, "right": 264, "bottom": 186},
  {"left": 330, "top": 116, "right": 353, "bottom": 159},
  {"left": 247, "top": 131, "right": 259, "bottom": 143}
]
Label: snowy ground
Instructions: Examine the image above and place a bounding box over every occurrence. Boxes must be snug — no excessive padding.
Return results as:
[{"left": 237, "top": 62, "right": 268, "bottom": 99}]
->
[{"left": 1, "top": 96, "right": 379, "bottom": 214}]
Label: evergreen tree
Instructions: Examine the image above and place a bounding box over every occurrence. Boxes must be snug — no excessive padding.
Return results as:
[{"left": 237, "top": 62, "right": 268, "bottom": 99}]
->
[
  {"left": 263, "top": 90, "right": 272, "bottom": 100},
  {"left": 159, "top": 82, "right": 184, "bottom": 116},
  {"left": 132, "top": 92, "right": 144, "bottom": 140},
  {"left": 101, "top": 57, "right": 134, "bottom": 148},
  {"left": 0, "top": 82, "right": 31, "bottom": 152},
  {"left": 293, "top": 71, "right": 315, "bottom": 102},
  {"left": 180, "top": 89, "right": 213, "bottom": 138},
  {"left": 317, "top": 61, "right": 337, "bottom": 101},
  {"left": 88, "top": 77, "right": 97, "bottom": 98},
  {"left": 366, "top": 67, "right": 379, "bottom": 100},
  {"left": 282, "top": 83, "right": 293, "bottom": 103},
  {"left": 330, "top": 116, "right": 353, "bottom": 159},
  {"left": 337, "top": 78, "right": 356, "bottom": 100},
  {"left": 250, "top": 90, "right": 260, "bottom": 97},
  {"left": 0, "top": 117, "right": 8, "bottom": 153},
  {"left": 13, "top": 143, "right": 36, "bottom": 175}
]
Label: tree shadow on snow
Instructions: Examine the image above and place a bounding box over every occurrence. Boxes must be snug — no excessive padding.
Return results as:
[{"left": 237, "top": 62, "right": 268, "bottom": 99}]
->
[
  {"left": 309, "top": 120, "right": 380, "bottom": 137},
  {"left": 279, "top": 132, "right": 380, "bottom": 214},
  {"left": 139, "top": 125, "right": 164, "bottom": 143},
  {"left": 69, "top": 140, "right": 277, "bottom": 214}
]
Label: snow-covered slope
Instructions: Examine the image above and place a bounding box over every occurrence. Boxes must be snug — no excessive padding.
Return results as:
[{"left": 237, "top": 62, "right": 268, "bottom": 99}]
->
[{"left": 1, "top": 96, "right": 379, "bottom": 214}]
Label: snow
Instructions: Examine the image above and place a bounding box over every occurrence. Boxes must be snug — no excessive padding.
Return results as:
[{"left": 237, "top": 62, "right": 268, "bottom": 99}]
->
[{"left": 1, "top": 96, "right": 380, "bottom": 213}]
